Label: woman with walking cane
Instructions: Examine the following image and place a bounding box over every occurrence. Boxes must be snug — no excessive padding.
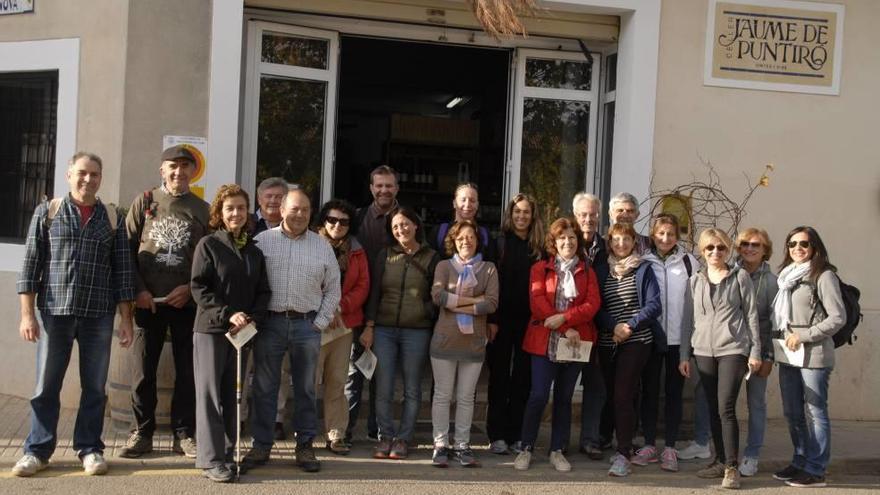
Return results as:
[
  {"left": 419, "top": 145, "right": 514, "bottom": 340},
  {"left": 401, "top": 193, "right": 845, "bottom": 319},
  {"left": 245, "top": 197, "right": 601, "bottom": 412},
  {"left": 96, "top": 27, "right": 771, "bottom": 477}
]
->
[{"left": 191, "top": 184, "right": 270, "bottom": 483}]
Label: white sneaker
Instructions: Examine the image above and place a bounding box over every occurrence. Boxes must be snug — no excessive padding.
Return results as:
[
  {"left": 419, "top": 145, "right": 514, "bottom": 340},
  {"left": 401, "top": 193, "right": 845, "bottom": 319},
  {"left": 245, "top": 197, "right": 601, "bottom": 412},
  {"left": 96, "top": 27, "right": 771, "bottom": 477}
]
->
[
  {"left": 489, "top": 440, "right": 509, "bottom": 455},
  {"left": 677, "top": 441, "right": 712, "bottom": 460},
  {"left": 549, "top": 450, "right": 571, "bottom": 472},
  {"left": 739, "top": 456, "right": 759, "bottom": 477},
  {"left": 514, "top": 450, "right": 531, "bottom": 471},
  {"left": 12, "top": 454, "right": 48, "bottom": 477},
  {"left": 82, "top": 452, "right": 108, "bottom": 475}
]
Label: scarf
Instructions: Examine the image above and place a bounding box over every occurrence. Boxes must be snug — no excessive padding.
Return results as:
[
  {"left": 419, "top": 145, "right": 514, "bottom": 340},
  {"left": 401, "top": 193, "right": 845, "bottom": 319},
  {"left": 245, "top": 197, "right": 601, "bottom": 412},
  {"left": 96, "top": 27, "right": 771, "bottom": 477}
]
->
[
  {"left": 450, "top": 253, "right": 482, "bottom": 334},
  {"left": 607, "top": 252, "right": 641, "bottom": 280},
  {"left": 772, "top": 261, "right": 812, "bottom": 332},
  {"left": 554, "top": 255, "right": 579, "bottom": 311},
  {"left": 319, "top": 227, "right": 351, "bottom": 274},
  {"left": 232, "top": 230, "right": 248, "bottom": 250}
]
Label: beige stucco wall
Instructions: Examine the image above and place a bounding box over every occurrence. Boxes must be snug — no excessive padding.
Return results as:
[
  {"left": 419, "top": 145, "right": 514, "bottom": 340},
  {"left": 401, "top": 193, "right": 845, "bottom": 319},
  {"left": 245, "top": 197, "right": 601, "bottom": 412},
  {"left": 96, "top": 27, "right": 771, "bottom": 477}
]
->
[
  {"left": 653, "top": 0, "right": 879, "bottom": 420},
  {"left": 0, "top": 0, "right": 212, "bottom": 408}
]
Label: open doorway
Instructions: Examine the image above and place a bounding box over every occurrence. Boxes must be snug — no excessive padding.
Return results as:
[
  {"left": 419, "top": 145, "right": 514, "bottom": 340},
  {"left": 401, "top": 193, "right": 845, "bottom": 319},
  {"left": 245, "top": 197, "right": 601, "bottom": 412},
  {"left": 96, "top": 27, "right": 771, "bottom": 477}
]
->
[{"left": 334, "top": 36, "right": 510, "bottom": 232}]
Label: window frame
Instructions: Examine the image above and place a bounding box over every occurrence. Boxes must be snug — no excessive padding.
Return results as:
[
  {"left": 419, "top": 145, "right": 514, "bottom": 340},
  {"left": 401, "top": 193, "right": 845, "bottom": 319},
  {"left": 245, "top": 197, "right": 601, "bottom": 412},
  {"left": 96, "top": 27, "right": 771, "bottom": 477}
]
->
[{"left": 0, "top": 38, "right": 79, "bottom": 271}]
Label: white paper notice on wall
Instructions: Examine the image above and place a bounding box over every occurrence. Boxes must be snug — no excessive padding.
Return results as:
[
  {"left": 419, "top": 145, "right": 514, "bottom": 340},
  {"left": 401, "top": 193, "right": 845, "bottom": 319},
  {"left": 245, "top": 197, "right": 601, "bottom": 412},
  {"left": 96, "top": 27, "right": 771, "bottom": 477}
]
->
[
  {"left": 0, "top": 0, "right": 34, "bottom": 16},
  {"left": 163, "top": 136, "right": 208, "bottom": 199},
  {"left": 773, "top": 338, "right": 805, "bottom": 367},
  {"left": 704, "top": 0, "right": 845, "bottom": 95}
]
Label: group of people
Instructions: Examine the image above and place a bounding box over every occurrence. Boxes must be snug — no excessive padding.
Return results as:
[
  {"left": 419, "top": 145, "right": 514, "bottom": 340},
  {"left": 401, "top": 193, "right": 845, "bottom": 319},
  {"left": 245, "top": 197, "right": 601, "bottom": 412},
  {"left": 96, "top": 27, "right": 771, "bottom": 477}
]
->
[{"left": 13, "top": 148, "right": 844, "bottom": 489}]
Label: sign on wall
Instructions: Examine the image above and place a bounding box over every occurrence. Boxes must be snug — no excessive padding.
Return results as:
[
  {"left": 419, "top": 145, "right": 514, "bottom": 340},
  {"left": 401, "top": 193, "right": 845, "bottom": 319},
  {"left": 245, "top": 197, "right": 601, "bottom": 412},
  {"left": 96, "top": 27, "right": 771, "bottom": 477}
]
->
[
  {"left": 704, "top": 0, "right": 845, "bottom": 95},
  {"left": 0, "top": 0, "right": 33, "bottom": 15},
  {"left": 163, "top": 136, "right": 208, "bottom": 199}
]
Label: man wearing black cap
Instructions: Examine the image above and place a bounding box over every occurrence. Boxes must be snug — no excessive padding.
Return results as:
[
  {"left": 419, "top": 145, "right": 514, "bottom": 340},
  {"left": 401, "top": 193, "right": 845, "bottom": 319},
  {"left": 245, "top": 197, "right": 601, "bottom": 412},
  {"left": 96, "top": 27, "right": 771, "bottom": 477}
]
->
[{"left": 120, "top": 145, "right": 210, "bottom": 458}]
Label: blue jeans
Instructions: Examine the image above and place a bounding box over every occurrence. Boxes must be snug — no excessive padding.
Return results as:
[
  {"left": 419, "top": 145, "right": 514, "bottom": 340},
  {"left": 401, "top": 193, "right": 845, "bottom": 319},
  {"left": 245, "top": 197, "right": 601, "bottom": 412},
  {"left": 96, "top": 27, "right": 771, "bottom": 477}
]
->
[
  {"left": 251, "top": 314, "right": 321, "bottom": 448},
  {"left": 693, "top": 372, "right": 711, "bottom": 445},
  {"left": 744, "top": 373, "right": 768, "bottom": 458},
  {"left": 779, "top": 364, "right": 832, "bottom": 476},
  {"left": 579, "top": 357, "right": 605, "bottom": 448},
  {"left": 372, "top": 326, "right": 430, "bottom": 442},
  {"left": 521, "top": 355, "right": 582, "bottom": 452},
  {"left": 25, "top": 312, "right": 114, "bottom": 459}
]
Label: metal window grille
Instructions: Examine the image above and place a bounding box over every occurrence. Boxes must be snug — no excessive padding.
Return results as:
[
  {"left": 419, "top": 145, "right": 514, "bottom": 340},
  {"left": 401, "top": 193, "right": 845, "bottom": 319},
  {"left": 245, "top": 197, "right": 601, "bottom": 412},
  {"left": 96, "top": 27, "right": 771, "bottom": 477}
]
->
[{"left": 0, "top": 71, "right": 58, "bottom": 242}]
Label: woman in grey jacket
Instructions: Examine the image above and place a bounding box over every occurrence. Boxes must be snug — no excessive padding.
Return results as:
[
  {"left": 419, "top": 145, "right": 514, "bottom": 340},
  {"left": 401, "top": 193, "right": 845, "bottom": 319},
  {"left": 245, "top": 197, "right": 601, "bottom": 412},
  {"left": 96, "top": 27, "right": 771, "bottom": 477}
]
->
[
  {"left": 679, "top": 228, "right": 761, "bottom": 490},
  {"left": 734, "top": 228, "right": 779, "bottom": 478},
  {"left": 771, "top": 226, "right": 844, "bottom": 488}
]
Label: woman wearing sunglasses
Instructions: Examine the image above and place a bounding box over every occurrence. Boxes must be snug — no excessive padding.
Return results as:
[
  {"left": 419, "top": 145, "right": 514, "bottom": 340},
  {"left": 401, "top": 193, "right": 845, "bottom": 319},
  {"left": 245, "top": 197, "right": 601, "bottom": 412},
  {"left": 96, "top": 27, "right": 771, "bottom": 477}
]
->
[
  {"left": 680, "top": 228, "right": 761, "bottom": 489},
  {"left": 592, "top": 222, "right": 662, "bottom": 477},
  {"left": 314, "top": 199, "right": 370, "bottom": 455},
  {"left": 771, "top": 227, "right": 844, "bottom": 488},
  {"left": 733, "top": 228, "right": 779, "bottom": 477}
]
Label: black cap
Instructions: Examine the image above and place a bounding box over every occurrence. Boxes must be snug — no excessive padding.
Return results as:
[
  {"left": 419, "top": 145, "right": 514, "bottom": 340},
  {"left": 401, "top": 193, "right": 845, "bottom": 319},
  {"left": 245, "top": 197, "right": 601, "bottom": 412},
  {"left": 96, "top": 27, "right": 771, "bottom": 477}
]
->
[{"left": 161, "top": 145, "right": 196, "bottom": 164}]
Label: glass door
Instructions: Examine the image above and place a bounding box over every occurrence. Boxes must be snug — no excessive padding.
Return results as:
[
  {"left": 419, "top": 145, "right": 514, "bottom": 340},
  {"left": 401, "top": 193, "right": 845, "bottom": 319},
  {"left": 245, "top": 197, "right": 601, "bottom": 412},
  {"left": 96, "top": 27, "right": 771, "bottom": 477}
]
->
[
  {"left": 508, "top": 49, "right": 600, "bottom": 222},
  {"left": 242, "top": 22, "right": 339, "bottom": 205}
]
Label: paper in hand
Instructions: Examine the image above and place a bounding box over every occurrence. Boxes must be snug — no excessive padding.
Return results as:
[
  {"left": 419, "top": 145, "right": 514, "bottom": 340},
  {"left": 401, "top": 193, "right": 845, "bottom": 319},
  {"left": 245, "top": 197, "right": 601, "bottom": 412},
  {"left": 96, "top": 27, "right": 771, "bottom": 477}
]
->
[
  {"left": 354, "top": 348, "right": 378, "bottom": 380},
  {"left": 226, "top": 323, "right": 258, "bottom": 350},
  {"left": 773, "top": 338, "right": 805, "bottom": 367},
  {"left": 554, "top": 338, "right": 592, "bottom": 363}
]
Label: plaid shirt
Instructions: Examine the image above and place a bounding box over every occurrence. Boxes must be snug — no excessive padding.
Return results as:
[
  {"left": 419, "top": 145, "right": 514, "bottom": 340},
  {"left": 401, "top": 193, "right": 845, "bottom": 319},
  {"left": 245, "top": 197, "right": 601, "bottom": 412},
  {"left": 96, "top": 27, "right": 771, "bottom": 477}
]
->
[{"left": 17, "top": 196, "right": 136, "bottom": 317}]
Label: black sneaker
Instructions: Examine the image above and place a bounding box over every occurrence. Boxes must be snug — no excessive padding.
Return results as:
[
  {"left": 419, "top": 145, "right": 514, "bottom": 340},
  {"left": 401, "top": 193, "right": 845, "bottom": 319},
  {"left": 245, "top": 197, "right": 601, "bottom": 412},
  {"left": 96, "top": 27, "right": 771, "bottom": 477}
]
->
[
  {"left": 432, "top": 446, "right": 449, "bottom": 468},
  {"left": 203, "top": 464, "right": 233, "bottom": 483},
  {"left": 241, "top": 445, "right": 271, "bottom": 467},
  {"left": 773, "top": 464, "right": 804, "bottom": 481},
  {"left": 119, "top": 432, "right": 153, "bottom": 458},
  {"left": 786, "top": 473, "right": 827, "bottom": 488},
  {"left": 295, "top": 443, "right": 321, "bottom": 473}
]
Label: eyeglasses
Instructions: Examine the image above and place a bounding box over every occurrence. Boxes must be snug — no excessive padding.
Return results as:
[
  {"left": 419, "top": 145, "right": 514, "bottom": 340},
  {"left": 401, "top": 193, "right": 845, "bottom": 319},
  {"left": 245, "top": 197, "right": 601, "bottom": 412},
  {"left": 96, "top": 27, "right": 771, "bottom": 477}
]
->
[
  {"left": 325, "top": 216, "right": 350, "bottom": 227},
  {"left": 787, "top": 240, "right": 811, "bottom": 249},
  {"left": 704, "top": 244, "right": 728, "bottom": 252},
  {"left": 739, "top": 241, "right": 763, "bottom": 249}
]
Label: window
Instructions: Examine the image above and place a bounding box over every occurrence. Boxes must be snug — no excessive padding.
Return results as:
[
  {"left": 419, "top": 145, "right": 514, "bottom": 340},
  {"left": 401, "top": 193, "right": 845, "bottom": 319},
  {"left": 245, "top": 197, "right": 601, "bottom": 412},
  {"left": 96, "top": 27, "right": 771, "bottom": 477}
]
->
[{"left": 0, "top": 71, "right": 58, "bottom": 242}]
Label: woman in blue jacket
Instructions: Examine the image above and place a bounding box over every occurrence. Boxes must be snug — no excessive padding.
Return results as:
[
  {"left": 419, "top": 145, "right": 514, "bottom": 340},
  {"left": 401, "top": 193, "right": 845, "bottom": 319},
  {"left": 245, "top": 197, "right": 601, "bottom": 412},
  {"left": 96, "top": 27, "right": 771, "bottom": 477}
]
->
[{"left": 593, "top": 222, "right": 662, "bottom": 477}]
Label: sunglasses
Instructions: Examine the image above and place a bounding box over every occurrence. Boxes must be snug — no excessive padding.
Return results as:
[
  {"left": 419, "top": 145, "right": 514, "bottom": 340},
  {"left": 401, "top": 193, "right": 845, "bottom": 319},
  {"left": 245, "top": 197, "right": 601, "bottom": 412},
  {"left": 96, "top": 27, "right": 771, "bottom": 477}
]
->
[
  {"left": 325, "top": 216, "right": 350, "bottom": 227},
  {"left": 704, "top": 244, "right": 728, "bottom": 252},
  {"left": 787, "top": 240, "right": 811, "bottom": 249},
  {"left": 739, "top": 241, "right": 763, "bottom": 249}
]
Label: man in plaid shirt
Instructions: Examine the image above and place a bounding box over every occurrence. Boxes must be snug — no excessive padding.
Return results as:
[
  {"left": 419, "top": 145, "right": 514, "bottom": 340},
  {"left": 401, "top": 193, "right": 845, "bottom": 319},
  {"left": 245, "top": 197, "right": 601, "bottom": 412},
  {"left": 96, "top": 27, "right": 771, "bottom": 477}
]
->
[{"left": 12, "top": 152, "right": 135, "bottom": 478}]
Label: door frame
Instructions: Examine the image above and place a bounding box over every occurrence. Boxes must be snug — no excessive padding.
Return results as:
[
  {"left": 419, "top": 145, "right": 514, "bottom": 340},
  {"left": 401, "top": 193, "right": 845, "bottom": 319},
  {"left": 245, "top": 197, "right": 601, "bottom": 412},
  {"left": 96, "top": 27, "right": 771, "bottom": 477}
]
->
[{"left": 241, "top": 21, "right": 340, "bottom": 202}]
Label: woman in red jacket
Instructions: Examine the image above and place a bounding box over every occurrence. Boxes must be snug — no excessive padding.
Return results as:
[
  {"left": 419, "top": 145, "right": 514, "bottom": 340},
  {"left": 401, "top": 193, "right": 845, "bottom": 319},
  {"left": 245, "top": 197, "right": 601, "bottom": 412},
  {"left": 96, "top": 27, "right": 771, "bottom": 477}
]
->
[
  {"left": 514, "top": 217, "right": 601, "bottom": 473},
  {"left": 315, "top": 199, "right": 370, "bottom": 455}
]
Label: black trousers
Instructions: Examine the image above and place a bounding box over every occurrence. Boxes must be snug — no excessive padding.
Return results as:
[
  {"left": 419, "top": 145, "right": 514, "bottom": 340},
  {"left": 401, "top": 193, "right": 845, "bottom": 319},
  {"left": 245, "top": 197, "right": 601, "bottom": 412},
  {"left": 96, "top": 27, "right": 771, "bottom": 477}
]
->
[
  {"left": 640, "top": 344, "right": 686, "bottom": 447},
  {"left": 599, "top": 342, "right": 652, "bottom": 457},
  {"left": 485, "top": 316, "right": 531, "bottom": 444},
  {"left": 695, "top": 354, "right": 747, "bottom": 467},
  {"left": 130, "top": 306, "right": 197, "bottom": 438}
]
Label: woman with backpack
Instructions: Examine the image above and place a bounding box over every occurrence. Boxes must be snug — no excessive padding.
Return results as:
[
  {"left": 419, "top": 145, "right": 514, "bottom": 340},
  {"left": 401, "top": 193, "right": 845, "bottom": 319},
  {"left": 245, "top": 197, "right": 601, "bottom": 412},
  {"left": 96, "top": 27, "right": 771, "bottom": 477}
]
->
[
  {"left": 428, "top": 183, "right": 493, "bottom": 260},
  {"left": 360, "top": 206, "right": 440, "bottom": 460},
  {"left": 771, "top": 226, "right": 845, "bottom": 488},
  {"left": 485, "top": 193, "right": 545, "bottom": 455},
  {"left": 635, "top": 214, "right": 699, "bottom": 472}
]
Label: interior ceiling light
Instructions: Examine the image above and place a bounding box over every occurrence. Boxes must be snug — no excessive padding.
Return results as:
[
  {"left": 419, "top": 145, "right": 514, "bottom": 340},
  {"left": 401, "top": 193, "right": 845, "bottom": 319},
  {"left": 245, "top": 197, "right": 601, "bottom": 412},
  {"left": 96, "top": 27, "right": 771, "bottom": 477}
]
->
[{"left": 446, "top": 96, "right": 468, "bottom": 109}]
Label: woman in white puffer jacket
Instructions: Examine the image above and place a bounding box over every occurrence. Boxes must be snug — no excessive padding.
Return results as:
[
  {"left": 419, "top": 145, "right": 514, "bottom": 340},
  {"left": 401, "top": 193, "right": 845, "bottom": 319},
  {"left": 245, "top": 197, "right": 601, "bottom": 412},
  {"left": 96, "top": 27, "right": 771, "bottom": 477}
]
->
[{"left": 633, "top": 214, "right": 699, "bottom": 473}]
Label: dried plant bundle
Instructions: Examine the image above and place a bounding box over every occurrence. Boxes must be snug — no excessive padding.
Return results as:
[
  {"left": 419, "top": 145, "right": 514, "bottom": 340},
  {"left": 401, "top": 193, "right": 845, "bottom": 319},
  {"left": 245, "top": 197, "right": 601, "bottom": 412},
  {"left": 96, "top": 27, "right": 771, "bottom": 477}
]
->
[{"left": 468, "top": 0, "right": 538, "bottom": 38}]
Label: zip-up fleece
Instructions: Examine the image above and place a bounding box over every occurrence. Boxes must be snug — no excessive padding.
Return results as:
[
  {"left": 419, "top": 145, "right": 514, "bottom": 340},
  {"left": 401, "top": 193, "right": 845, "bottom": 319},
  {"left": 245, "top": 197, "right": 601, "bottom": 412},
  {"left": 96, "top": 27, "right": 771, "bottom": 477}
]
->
[
  {"left": 784, "top": 269, "right": 845, "bottom": 368},
  {"left": 739, "top": 261, "right": 779, "bottom": 361},
  {"left": 365, "top": 244, "right": 440, "bottom": 329},
  {"left": 190, "top": 230, "right": 271, "bottom": 333},
  {"left": 643, "top": 246, "right": 699, "bottom": 346},
  {"left": 681, "top": 265, "right": 761, "bottom": 362}
]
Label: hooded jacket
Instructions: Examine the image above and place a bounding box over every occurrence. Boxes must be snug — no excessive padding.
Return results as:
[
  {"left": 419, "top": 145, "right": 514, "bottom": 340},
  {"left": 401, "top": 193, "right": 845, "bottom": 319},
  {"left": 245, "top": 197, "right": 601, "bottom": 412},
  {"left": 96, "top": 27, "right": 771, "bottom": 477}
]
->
[
  {"left": 681, "top": 265, "right": 761, "bottom": 361},
  {"left": 643, "top": 246, "right": 700, "bottom": 346},
  {"left": 735, "top": 260, "right": 779, "bottom": 360}
]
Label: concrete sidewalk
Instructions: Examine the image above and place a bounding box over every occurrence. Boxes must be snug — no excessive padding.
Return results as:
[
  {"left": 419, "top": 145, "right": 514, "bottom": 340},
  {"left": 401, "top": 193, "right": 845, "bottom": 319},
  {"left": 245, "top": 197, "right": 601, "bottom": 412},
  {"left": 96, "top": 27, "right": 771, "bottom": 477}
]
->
[{"left": 0, "top": 392, "right": 877, "bottom": 480}]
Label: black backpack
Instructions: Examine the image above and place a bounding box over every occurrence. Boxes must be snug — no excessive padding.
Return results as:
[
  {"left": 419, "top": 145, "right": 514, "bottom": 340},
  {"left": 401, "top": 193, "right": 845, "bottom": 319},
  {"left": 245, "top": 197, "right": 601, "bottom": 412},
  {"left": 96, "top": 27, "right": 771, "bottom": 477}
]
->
[{"left": 807, "top": 274, "right": 863, "bottom": 348}]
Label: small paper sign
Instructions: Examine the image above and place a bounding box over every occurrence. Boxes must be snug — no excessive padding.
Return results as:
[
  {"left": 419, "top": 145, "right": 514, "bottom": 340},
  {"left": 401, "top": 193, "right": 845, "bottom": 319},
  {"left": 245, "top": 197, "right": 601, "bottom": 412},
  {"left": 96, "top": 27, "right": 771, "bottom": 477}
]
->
[
  {"left": 354, "top": 348, "right": 378, "bottom": 380},
  {"left": 226, "top": 323, "right": 257, "bottom": 350},
  {"left": 554, "top": 338, "right": 593, "bottom": 363},
  {"left": 773, "top": 338, "right": 805, "bottom": 367}
]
